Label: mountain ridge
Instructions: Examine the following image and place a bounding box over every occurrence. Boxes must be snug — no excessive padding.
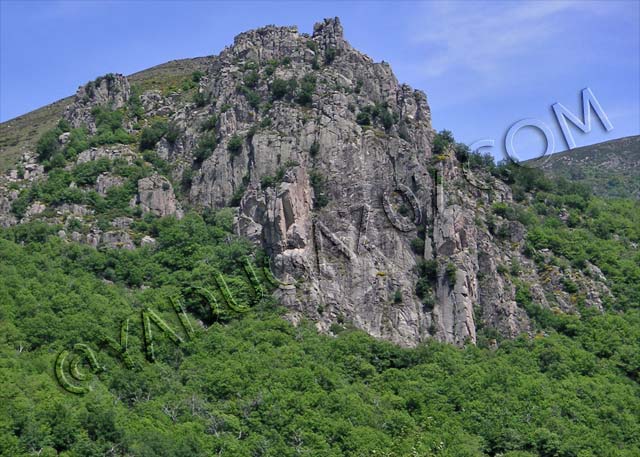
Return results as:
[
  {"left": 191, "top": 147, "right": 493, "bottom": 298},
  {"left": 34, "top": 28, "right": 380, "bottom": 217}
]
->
[
  {"left": 527, "top": 134, "right": 640, "bottom": 199},
  {"left": 1, "top": 17, "right": 639, "bottom": 456},
  {"left": 0, "top": 56, "right": 211, "bottom": 173},
  {"left": 0, "top": 17, "right": 636, "bottom": 347}
]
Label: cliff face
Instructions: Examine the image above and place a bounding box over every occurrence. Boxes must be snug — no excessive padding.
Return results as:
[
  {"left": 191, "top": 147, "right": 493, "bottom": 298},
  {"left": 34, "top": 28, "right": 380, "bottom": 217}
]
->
[{"left": 0, "top": 18, "right": 611, "bottom": 346}]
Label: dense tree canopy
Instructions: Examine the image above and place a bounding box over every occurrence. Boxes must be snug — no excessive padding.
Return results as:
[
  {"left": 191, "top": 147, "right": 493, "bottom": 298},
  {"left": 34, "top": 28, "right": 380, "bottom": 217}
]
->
[
  {"left": 2, "top": 122, "right": 640, "bottom": 455},
  {"left": 1, "top": 192, "right": 639, "bottom": 456}
]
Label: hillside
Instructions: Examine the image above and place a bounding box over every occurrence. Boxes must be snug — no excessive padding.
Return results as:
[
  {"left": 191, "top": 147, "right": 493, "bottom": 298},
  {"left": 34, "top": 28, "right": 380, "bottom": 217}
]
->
[
  {"left": 1, "top": 17, "right": 625, "bottom": 347},
  {"left": 0, "top": 17, "right": 639, "bottom": 456},
  {"left": 0, "top": 56, "right": 211, "bottom": 173},
  {"left": 527, "top": 135, "right": 640, "bottom": 199}
]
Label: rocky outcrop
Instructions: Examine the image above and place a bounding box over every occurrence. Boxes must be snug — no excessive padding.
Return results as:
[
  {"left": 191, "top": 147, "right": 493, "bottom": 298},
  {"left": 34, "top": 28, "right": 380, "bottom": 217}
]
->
[
  {"left": 76, "top": 145, "right": 137, "bottom": 165},
  {"left": 0, "top": 17, "right": 617, "bottom": 348},
  {"left": 65, "top": 73, "right": 130, "bottom": 133},
  {"left": 96, "top": 173, "right": 125, "bottom": 196},
  {"left": 134, "top": 174, "right": 183, "bottom": 218},
  {"left": 24, "top": 201, "right": 46, "bottom": 219},
  {"left": 100, "top": 230, "right": 135, "bottom": 250},
  {"left": 161, "top": 17, "right": 607, "bottom": 346},
  {"left": 0, "top": 194, "right": 17, "bottom": 227}
]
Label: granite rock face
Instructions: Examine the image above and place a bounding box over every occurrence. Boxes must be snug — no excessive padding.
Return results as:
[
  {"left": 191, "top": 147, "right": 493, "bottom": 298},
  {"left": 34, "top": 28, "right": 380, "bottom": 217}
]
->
[
  {"left": 0, "top": 17, "right": 612, "bottom": 347},
  {"left": 174, "top": 18, "right": 532, "bottom": 345},
  {"left": 134, "top": 174, "right": 183, "bottom": 219},
  {"left": 65, "top": 73, "right": 130, "bottom": 133}
]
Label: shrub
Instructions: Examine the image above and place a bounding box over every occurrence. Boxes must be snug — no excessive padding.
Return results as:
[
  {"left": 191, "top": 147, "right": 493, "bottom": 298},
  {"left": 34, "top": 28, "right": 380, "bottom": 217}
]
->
[
  {"left": 181, "top": 168, "right": 193, "bottom": 191},
  {"left": 193, "top": 91, "right": 210, "bottom": 107},
  {"left": 454, "top": 143, "right": 470, "bottom": 162},
  {"left": 309, "top": 170, "right": 329, "bottom": 208},
  {"left": 38, "top": 122, "right": 90, "bottom": 163},
  {"left": 243, "top": 70, "right": 259, "bottom": 88},
  {"left": 562, "top": 277, "right": 579, "bottom": 294},
  {"left": 356, "top": 111, "right": 371, "bottom": 126},
  {"left": 468, "top": 151, "right": 496, "bottom": 170},
  {"left": 416, "top": 259, "right": 438, "bottom": 282},
  {"left": 57, "top": 118, "right": 71, "bottom": 132},
  {"left": 200, "top": 115, "right": 218, "bottom": 132},
  {"left": 271, "top": 79, "right": 290, "bottom": 100},
  {"left": 182, "top": 78, "right": 197, "bottom": 91},
  {"left": 46, "top": 152, "right": 66, "bottom": 170},
  {"left": 127, "top": 86, "right": 145, "bottom": 118},
  {"left": 356, "top": 103, "right": 396, "bottom": 130},
  {"left": 445, "top": 262, "right": 457, "bottom": 285},
  {"left": 260, "top": 175, "right": 276, "bottom": 189},
  {"left": 92, "top": 107, "right": 123, "bottom": 131},
  {"left": 11, "top": 221, "right": 59, "bottom": 244},
  {"left": 90, "top": 107, "right": 133, "bottom": 145},
  {"left": 191, "top": 71, "right": 204, "bottom": 83},
  {"left": 64, "top": 128, "right": 89, "bottom": 159},
  {"left": 139, "top": 120, "right": 168, "bottom": 151},
  {"left": 227, "top": 134, "right": 243, "bottom": 155},
  {"left": 260, "top": 117, "right": 272, "bottom": 128},
  {"left": 241, "top": 87, "right": 261, "bottom": 109},
  {"left": 492, "top": 202, "right": 510, "bottom": 218},
  {"left": 380, "top": 108, "right": 394, "bottom": 130},
  {"left": 325, "top": 47, "right": 337, "bottom": 64},
  {"left": 410, "top": 237, "right": 425, "bottom": 254},
  {"left": 393, "top": 289, "right": 402, "bottom": 304},
  {"left": 415, "top": 277, "right": 431, "bottom": 300},
  {"left": 510, "top": 259, "right": 522, "bottom": 276},
  {"left": 309, "top": 140, "right": 320, "bottom": 157},
  {"left": 264, "top": 60, "right": 278, "bottom": 76},
  {"left": 194, "top": 132, "right": 217, "bottom": 162},
  {"left": 141, "top": 150, "right": 171, "bottom": 176},
  {"left": 422, "top": 292, "right": 435, "bottom": 312},
  {"left": 296, "top": 74, "right": 316, "bottom": 107},
  {"left": 432, "top": 129, "right": 454, "bottom": 155},
  {"left": 165, "top": 122, "right": 181, "bottom": 145},
  {"left": 10, "top": 191, "right": 31, "bottom": 219},
  {"left": 72, "top": 157, "right": 111, "bottom": 186},
  {"left": 36, "top": 128, "right": 62, "bottom": 161},
  {"left": 261, "top": 101, "right": 273, "bottom": 114}
]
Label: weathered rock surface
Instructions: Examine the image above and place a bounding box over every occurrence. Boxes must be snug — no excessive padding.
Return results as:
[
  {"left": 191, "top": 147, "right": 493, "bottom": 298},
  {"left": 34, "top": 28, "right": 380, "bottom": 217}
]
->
[
  {"left": 0, "top": 194, "right": 17, "bottom": 227},
  {"left": 134, "top": 174, "right": 183, "bottom": 218},
  {"left": 96, "top": 173, "right": 125, "bottom": 196},
  {"left": 65, "top": 73, "right": 130, "bottom": 133},
  {"left": 76, "top": 145, "right": 137, "bottom": 165},
  {"left": 0, "top": 17, "right": 616, "bottom": 347}
]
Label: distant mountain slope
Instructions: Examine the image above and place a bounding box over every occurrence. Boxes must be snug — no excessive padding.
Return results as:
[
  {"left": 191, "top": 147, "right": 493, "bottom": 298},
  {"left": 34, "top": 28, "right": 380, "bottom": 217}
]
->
[
  {"left": 0, "top": 56, "right": 211, "bottom": 173},
  {"left": 530, "top": 135, "right": 640, "bottom": 199}
]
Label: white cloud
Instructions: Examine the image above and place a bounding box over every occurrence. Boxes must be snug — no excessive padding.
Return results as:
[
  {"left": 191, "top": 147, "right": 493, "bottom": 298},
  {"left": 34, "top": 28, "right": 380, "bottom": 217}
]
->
[
  {"left": 409, "top": 1, "right": 581, "bottom": 78},
  {"left": 397, "top": 0, "right": 631, "bottom": 109}
]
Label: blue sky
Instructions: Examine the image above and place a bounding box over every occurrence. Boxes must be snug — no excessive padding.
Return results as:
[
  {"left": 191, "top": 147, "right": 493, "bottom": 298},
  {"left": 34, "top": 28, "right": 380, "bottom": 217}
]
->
[{"left": 1, "top": 0, "right": 638, "bottom": 161}]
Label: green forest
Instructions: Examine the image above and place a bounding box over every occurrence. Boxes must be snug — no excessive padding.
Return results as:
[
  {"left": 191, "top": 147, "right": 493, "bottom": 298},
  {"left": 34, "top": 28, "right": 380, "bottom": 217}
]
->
[{"left": 1, "top": 162, "right": 639, "bottom": 457}]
